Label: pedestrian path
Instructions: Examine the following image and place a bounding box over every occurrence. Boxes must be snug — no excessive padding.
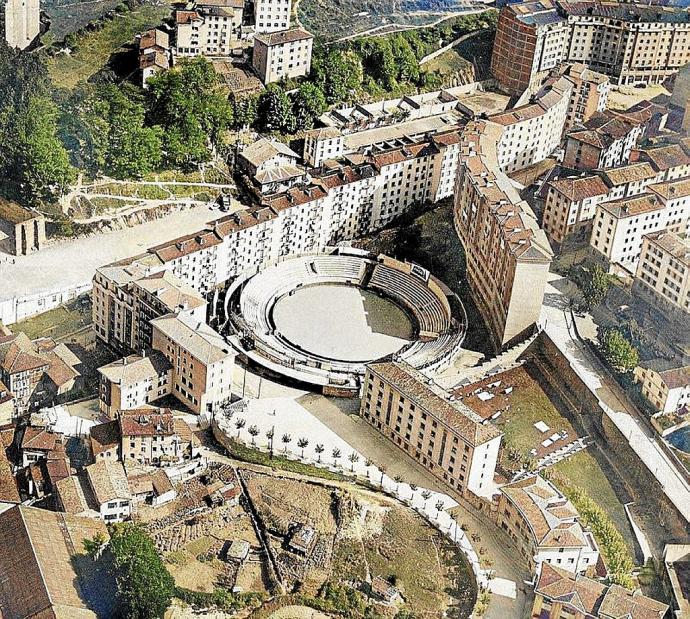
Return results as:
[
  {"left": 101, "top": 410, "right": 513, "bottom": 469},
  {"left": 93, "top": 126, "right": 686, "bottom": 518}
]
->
[{"left": 540, "top": 273, "right": 690, "bottom": 523}]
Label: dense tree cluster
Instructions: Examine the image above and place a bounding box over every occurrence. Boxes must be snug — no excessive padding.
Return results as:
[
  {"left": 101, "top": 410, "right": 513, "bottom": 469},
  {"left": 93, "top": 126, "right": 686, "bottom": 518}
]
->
[
  {"left": 0, "top": 44, "right": 74, "bottom": 206},
  {"left": 108, "top": 523, "right": 176, "bottom": 619},
  {"left": 598, "top": 327, "right": 640, "bottom": 373}
]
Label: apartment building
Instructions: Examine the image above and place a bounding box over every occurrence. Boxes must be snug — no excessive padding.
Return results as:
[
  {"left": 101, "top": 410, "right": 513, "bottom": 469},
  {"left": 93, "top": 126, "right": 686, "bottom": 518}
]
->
[
  {"left": 590, "top": 177, "right": 690, "bottom": 274},
  {"left": 541, "top": 162, "right": 659, "bottom": 246},
  {"left": 303, "top": 127, "right": 344, "bottom": 168},
  {"left": 562, "top": 1, "right": 690, "bottom": 87},
  {"left": 252, "top": 27, "right": 313, "bottom": 84},
  {"left": 563, "top": 111, "right": 645, "bottom": 171},
  {"left": 542, "top": 142, "right": 690, "bottom": 247},
  {"left": 491, "top": 1, "right": 690, "bottom": 94},
  {"left": 98, "top": 352, "right": 173, "bottom": 417},
  {"left": 491, "top": 0, "right": 570, "bottom": 95},
  {"left": 633, "top": 230, "right": 690, "bottom": 322},
  {"left": 360, "top": 361, "right": 503, "bottom": 498},
  {"left": 635, "top": 143, "right": 690, "bottom": 182},
  {"left": 454, "top": 120, "right": 553, "bottom": 349},
  {"left": 490, "top": 76, "right": 572, "bottom": 174},
  {"left": 253, "top": 0, "right": 291, "bottom": 33},
  {"left": 175, "top": 0, "right": 244, "bottom": 57},
  {"left": 542, "top": 174, "right": 610, "bottom": 245},
  {"left": 552, "top": 62, "right": 609, "bottom": 132},
  {"left": 238, "top": 137, "right": 304, "bottom": 194},
  {"left": 634, "top": 359, "right": 690, "bottom": 415},
  {"left": 92, "top": 261, "right": 207, "bottom": 355},
  {"left": 2, "top": 0, "right": 40, "bottom": 50},
  {"left": 151, "top": 313, "right": 235, "bottom": 415},
  {"left": 498, "top": 475, "right": 600, "bottom": 574},
  {"left": 532, "top": 562, "right": 668, "bottom": 619},
  {"left": 118, "top": 408, "right": 197, "bottom": 466}
]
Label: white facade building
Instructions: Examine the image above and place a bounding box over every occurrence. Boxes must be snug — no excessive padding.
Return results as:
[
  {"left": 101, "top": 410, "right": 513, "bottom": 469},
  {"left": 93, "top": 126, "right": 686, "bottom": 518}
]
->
[{"left": 253, "top": 0, "right": 291, "bottom": 33}]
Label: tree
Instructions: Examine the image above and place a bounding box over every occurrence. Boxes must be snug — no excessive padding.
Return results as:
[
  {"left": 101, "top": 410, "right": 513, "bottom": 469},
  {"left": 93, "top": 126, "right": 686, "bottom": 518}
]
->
[
  {"left": 235, "top": 417, "right": 246, "bottom": 438},
  {"left": 393, "top": 474, "right": 403, "bottom": 492},
  {"left": 582, "top": 264, "right": 611, "bottom": 310},
  {"left": 331, "top": 447, "right": 342, "bottom": 467},
  {"left": 233, "top": 94, "right": 258, "bottom": 129},
  {"left": 281, "top": 433, "right": 292, "bottom": 454},
  {"left": 256, "top": 84, "right": 295, "bottom": 133},
  {"left": 266, "top": 428, "right": 275, "bottom": 454},
  {"left": 14, "top": 96, "right": 75, "bottom": 204},
  {"left": 377, "top": 464, "right": 387, "bottom": 485},
  {"left": 312, "top": 49, "right": 363, "bottom": 104},
  {"left": 64, "top": 85, "right": 162, "bottom": 180},
  {"left": 109, "top": 523, "right": 175, "bottom": 619},
  {"left": 409, "top": 483, "right": 418, "bottom": 502},
  {"left": 435, "top": 500, "right": 444, "bottom": 516},
  {"left": 147, "top": 57, "right": 234, "bottom": 168},
  {"left": 348, "top": 452, "right": 360, "bottom": 472},
  {"left": 297, "top": 437, "right": 309, "bottom": 458},
  {"left": 83, "top": 531, "right": 108, "bottom": 559},
  {"left": 291, "top": 82, "right": 327, "bottom": 131},
  {"left": 599, "top": 327, "right": 639, "bottom": 373},
  {"left": 421, "top": 490, "right": 432, "bottom": 509},
  {"left": 248, "top": 425, "right": 259, "bottom": 445},
  {"left": 315, "top": 443, "right": 325, "bottom": 462},
  {"left": 364, "top": 459, "right": 373, "bottom": 478}
]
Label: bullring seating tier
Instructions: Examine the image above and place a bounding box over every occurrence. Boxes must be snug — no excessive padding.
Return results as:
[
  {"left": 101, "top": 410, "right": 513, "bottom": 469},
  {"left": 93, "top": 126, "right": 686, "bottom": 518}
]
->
[{"left": 228, "top": 252, "right": 466, "bottom": 390}]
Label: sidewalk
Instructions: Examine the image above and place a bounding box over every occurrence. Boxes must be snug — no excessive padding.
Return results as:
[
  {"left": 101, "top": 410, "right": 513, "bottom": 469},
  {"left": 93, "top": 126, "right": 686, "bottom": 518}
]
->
[{"left": 540, "top": 272, "right": 690, "bottom": 523}]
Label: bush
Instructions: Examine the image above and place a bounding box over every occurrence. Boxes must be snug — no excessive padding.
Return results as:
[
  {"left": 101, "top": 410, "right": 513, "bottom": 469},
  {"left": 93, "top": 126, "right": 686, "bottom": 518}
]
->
[
  {"left": 599, "top": 327, "right": 640, "bottom": 373},
  {"left": 557, "top": 482, "right": 635, "bottom": 588}
]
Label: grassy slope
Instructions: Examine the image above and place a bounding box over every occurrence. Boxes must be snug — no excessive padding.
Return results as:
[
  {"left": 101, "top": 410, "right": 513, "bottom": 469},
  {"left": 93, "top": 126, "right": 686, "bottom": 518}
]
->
[{"left": 47, "top": 3, "right": 173, "bottom": 89}]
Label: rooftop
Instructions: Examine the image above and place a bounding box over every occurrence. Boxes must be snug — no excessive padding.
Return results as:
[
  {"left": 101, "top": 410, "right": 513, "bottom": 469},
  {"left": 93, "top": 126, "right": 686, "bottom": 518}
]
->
[
  {"left": 602, "top": 162, "right": 658, "bottom": 187},
  {"left": 637, "top": 143, "right": 690, "bottom": 172},
  {"left": 367, "top": 361, "right": 502, "bottom": 446},
  {"left": 98, "top": 350, "right": 172, "bottom": 386},
  {"left": 133, "top": 269, "right": 206, "bottom": 312},
  {"left": 119, "top": 408, "right": 175, "bottom": 437},
  {"left": 241, "top": 138, "right": 300, "bottom": 168},
  {"left": 90, "top": 420, "right": 120, "bottom": 457},
  {"left": 548, "top": 174, "right": 610, "bottom": 202},
  {"left": 85, "top": 459, "right": 131, "bottom": 505},
  {"left": 535, "top": 562, "right": 668, "bottom": 619},
  {"left": 0, "top": 199, "right": 41, "bottom": 224},
  {"left": 0, "top": 505, "right": 111, "bottom": 618},
  {"left": 599, "top": 194, "right": 661, "bottom": 218},
  {"left": 254, "top": 27, "right": 313, "bottom": 46},
  {"left": 151, "top": 312, "right": 234, "bottom": 365},
  {"left": 502, "top": 475, "right": 593, "bottom": 550}
]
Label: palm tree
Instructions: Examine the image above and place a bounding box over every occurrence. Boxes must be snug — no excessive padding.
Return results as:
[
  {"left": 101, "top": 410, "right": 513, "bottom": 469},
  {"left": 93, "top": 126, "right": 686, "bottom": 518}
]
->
[
  {"left": 364, "top": 459, "right": 373, "bottom": 478},
  {"left": 332, "top": 447, "right": 341, "bottom": 467},
  {"left": 281, "top": 433, "right": 292, "bottom": 454},
  {"left": 315, "top": 444, "right": 324, "bottom": 462},
  {"left": 409, "top": 483, "right": 418, "bottom": 502},
  {"left": 393, "top": 474, "right": 403, "bottom": 492},
  {"left": 421, "top": 490, "right": 432, "bottom": 509},
  {"left": 377, "top": 464, "right": 387, "bottom": 485},
  {"left": 435, "top": 500, "right": 444, "bottom": 517},
  {"left": 297, "top": 437, "right": 309, "bottom": 458},
  {"left": 348, "top": 452, "right": 360, "bottom": 472},
  {"left": 235, "top": 418, "right": 246, "bottom": 438},
  {"left": 248, "top": 425, "right": 259, "bottom": 445}
]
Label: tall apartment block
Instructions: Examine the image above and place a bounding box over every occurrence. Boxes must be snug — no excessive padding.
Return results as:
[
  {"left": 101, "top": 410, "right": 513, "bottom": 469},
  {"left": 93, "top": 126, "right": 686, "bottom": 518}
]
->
[
  {"left": 253, "top": 0, "right": 291, "bottom": 34},
  {"left": 492, "top": 1, "right": 690, "bottom": 94},
  {"left": 175, "top": 0, "right": 244, "bottom": 57},
  {"left": 252, "top": 27, "right": 313, "bottom": 84},
  {"left": 360, "top": 361, "right": 502, "bottom": 498},
  {"left": 2, "top": 0, "right": 40, "bottom": 49}
]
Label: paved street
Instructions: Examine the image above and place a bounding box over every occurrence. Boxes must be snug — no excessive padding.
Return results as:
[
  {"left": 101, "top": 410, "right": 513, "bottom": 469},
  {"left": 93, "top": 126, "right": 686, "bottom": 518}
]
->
[
  {"left": 540, "top": 272, "right": 690, "bottom": 523},
  {"left": 0, "top": 203, "right": 227, "bottom": 303}
]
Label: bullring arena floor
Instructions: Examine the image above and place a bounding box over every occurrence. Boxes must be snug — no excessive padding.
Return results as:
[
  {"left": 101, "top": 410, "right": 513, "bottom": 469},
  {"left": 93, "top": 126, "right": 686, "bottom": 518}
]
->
[{"left": 271, "top": 284, "right": 414, "bottom": 362}]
